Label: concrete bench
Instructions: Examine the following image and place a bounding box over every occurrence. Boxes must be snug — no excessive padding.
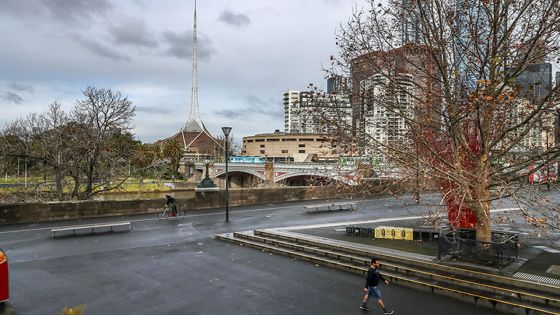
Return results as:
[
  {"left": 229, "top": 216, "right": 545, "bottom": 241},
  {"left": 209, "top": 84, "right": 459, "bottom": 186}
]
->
[
  {"left": 304, "top": 202, "right": 356, "bottom": 213},
  {"left": 52, "top": 221, "right": 131, "bottom": 237}
]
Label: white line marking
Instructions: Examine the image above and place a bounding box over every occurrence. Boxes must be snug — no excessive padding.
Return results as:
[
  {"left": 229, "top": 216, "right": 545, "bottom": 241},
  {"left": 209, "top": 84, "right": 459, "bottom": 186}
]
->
[
  {"left": 275, "top": 208, "right": 521, "bottom": 231},
  {"left": 0, "top": 203, "right": 328, "bottom": 234}
]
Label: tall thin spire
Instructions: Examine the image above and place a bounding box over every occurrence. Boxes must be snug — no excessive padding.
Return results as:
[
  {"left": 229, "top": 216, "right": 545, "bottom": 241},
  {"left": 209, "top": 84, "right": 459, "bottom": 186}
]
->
[{"left": 182, "top": 0, "right": 205, "bottom": 132}]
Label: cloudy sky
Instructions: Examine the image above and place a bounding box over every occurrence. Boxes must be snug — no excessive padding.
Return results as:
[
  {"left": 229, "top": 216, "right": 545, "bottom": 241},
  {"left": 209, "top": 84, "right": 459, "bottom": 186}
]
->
[{"left": 0, "top": 0, "right": 358, "bottom": 143}]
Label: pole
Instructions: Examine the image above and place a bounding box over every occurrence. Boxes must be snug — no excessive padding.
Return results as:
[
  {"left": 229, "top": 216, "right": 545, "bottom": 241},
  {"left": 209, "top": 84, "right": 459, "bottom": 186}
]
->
[
  {"left": 225, "top": 137, "right": 229, "bottom": 222},
  {"left": 415, "top": 143, "right": 420, "bottom": 204},
  {"left": 546, "top": 129, "right": 550, "bottom": 191},
  {"left": 24, "top": 159, "right": 27, "bottom": 188}
]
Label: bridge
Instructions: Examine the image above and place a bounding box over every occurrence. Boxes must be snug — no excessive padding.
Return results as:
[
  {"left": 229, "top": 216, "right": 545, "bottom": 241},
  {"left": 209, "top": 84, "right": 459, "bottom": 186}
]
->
[{"left": 193, "top": 162, "right": 361, "bottom": 187}]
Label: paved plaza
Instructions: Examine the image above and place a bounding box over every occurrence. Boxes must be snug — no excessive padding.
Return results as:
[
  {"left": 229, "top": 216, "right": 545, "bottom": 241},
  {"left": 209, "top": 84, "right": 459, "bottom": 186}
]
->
[{"left": 0, "top": 193, "right": 550, "bottom": 314}]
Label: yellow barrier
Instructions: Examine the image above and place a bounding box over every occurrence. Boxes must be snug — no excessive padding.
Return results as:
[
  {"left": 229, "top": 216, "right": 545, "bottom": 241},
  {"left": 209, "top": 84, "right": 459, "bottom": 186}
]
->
[
  {"left": 393, "top": 227, "right": 404, "bottom": 240},
  {"left": 402, "top": 228, "right": 413, "bottom": 240},
  {"left": 374, "top": 226, "right": 386, "bottom": 239},
  {"left": 385, "top": 227, "right": 395, "bottom": 239}
]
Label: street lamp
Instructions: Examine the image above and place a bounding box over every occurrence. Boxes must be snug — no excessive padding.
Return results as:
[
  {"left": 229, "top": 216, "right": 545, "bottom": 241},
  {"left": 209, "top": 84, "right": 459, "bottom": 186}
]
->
[{"left": 222, "top": 126, "right": 232, "bottom": 222}]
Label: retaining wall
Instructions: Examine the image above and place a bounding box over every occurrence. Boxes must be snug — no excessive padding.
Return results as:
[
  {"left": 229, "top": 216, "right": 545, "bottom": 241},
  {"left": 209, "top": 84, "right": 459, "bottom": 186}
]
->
[{"left": 0, "top": 186, "right": 375, "bottom": 225}]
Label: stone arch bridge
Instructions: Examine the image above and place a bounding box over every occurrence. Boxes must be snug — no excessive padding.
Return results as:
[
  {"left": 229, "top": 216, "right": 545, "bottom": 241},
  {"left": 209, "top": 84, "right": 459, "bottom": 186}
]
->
[{"left": 194, "top": 162, "right": 361, "bottom": 187}]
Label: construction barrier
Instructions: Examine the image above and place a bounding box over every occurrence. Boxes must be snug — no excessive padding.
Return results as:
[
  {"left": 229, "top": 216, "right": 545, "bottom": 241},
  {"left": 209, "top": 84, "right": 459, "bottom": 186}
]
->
[
  {"left": 402, "top": 228, "right": 414, "bottom": 240},
  {"left": 373, "top": 226, "right": 414, "bottom": 241},
  {"left": 374, "top": 226, "right": 387, "bottom": 239},
  {"left": 394, "top": 227, "right": 404, "bottom": 240},
  {"left": 348, "top": 226, "right": 415, "bottom": 241}
]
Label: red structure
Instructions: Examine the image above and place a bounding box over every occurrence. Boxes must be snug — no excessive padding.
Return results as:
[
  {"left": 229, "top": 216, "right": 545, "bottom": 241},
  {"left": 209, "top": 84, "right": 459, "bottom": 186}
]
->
[
  {"left": 0, "top": 248, "right": 8, "bottom": 303},
  {"left": 438, "top": 123, "right": 478, "bottom": 229}
]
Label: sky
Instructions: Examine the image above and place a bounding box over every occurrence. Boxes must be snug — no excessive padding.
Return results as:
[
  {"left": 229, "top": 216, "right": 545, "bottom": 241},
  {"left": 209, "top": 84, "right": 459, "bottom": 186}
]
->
[{"left": 0, "top": 0, "right": 358, "bottom": 143}]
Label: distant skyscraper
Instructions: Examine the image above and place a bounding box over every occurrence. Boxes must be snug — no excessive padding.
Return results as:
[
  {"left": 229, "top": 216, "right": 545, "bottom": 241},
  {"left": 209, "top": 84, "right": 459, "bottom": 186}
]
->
[
  {"left": 283, "top": 88, "right": 352, "bottom": 134},
  {"left": 284, "top": 90, "right": 303, "bottom": 133},
  {"left": 326, "top": 75, "right": 349, "bottom": 94},
  {"left": 513, "top": 63, "right": 552, "bottom": 101},
  {"left": 401, "top": 0, "right": 422, "bottom": 44}
]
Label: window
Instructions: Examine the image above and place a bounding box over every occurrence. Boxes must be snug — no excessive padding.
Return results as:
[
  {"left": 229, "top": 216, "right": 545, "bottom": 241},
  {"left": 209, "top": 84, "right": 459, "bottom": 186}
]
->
[
  {"left": 267, "top": 138, "right": 280, "bottom": 142},
  {"left": 298, "top": 144, "right": 305, "bottom": 148},
  {"left": 260, "top": 144, "right": 265, "bottom": 148},
  {"left": 246, "top": 139, "right": 254, "bottom": 143},
  {"left": 298, "top": 150, "right": 305, "bottom": 153},
  {"left": 299, "top": 138, "right": 314, "bottom": 141},
  {"left": 260, "top": 150, "right": 265, "bottom": 154},
  {"left": 255, "top": 139, "right": 265, "bottom": 142},
  {"left": 282, "top": 150, "right": 288, "bottom": 153}
]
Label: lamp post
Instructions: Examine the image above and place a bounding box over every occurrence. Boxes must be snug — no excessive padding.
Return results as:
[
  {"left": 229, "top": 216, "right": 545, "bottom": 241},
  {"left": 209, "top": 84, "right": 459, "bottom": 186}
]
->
[{"left": 222, "top": 127, "right": 232, "bottom": 222}]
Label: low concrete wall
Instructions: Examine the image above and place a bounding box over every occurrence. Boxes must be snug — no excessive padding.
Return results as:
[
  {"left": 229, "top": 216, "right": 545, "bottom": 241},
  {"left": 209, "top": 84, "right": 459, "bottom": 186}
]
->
[{"left": 0, "top": 186, "right": 371, "bottom": 225}]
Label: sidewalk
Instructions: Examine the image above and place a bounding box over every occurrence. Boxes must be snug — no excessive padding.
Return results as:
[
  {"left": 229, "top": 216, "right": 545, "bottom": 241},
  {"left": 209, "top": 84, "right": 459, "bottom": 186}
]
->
[{"left": 288, "top": 217, "right": 560, "bottom": 284}]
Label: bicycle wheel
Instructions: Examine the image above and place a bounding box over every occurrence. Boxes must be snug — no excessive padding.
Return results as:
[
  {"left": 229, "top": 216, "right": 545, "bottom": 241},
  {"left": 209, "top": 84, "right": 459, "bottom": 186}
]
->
[
  {"left": 176, "top": 209, "right": 185, "bottom": 219},
  {"left": 157, "top": 209, "right": 168, "bottom": 220}
]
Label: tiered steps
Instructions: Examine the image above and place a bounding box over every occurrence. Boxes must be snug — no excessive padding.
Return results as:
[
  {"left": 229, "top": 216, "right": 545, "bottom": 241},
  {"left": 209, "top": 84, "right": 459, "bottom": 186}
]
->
[{"left": 216, "top": 229, "right": 560, "bottom": 315}]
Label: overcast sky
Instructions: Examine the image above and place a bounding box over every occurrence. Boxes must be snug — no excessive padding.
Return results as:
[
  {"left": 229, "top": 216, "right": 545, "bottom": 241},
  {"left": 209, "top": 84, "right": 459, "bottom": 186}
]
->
[{"left": 0, "top": 0, "right": 358, "bottom": 143}]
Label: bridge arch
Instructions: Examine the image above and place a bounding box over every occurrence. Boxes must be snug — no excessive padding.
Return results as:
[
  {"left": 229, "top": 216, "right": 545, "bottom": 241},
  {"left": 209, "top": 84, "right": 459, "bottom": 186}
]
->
[
  {"left": 214, "top": 170, "right": 266, "bottom": 188},
  {"left": 274, "top": 172, "right": 354, "bottom": 186},
  {"left": 214, "top": 169, "right": 265, "bottom": 181}
]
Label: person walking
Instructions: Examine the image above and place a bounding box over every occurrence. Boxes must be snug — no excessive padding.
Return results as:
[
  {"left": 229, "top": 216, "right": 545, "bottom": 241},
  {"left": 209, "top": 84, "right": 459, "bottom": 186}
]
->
[{"left": 360, "top": 257, "right": 394, "bottom": 314}]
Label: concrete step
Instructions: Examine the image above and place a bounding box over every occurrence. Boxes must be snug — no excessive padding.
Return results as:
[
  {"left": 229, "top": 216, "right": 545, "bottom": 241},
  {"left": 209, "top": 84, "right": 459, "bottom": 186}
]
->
[
  {"left": 238, "top": 231, "right": 560, "bottom": 310},
  {"left": 255, "top": 229, "right": 560, "bottom": 297},
  {"left": 216, "top": 231, "right": 560, "bottom": 315}
]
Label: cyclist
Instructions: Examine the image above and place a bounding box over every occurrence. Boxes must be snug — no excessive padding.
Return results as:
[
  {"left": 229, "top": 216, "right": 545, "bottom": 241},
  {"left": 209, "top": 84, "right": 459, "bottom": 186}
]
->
[{"left": 165, "top": 195, "right": 177, "bottom": 216}]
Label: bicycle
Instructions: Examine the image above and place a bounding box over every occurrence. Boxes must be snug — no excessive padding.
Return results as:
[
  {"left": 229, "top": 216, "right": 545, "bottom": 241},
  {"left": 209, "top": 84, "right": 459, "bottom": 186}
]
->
[{"left": 158, "top": 206, "right": 185, "bottom": 220}]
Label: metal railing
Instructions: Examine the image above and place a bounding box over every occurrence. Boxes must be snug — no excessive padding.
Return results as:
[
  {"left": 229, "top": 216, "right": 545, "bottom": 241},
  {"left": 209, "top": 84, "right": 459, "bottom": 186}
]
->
[{"left": 438, "top": 229, "right": 519, "bottom": 269}]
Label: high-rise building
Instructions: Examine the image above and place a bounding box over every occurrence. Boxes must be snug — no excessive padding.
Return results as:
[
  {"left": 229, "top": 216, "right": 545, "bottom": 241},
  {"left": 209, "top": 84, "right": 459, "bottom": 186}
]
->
[
  {"left": 512, "top": 63, "right": 552, "bottom": 101},
  {"left": 401, "top": 0, "right": 423, "bottom": 44},
  {"left": 360, "top": 73, "right": 414, "bottom": 156},
  {"left": 283, "top": 88, "right": 352, "bottom": 134},
  {"left": 351, "top": 45, "right": 440, "bottom": 159},
  {"left": 326, "top": 75, "right": 349, "bottom": 94},
  {"left": 283, "top": 90, "right": 305, "bottom": 133}
]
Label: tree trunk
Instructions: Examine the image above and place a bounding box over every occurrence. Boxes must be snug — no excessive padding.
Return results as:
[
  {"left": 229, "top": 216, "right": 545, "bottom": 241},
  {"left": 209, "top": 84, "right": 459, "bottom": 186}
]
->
[
  {"left": 476, "top": 159, "right": 492, "bottom": 243},
  {"left": 476, "top": 201, "right": 492, "bottom": 243},
  {"left": 54, "top": 167, "right": 64, "bottom": 200}
]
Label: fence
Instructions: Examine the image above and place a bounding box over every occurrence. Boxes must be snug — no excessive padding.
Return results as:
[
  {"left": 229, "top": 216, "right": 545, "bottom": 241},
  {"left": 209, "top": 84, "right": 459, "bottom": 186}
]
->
[{"left": 438, "top": 229, "right": 519, "bottom": 269}]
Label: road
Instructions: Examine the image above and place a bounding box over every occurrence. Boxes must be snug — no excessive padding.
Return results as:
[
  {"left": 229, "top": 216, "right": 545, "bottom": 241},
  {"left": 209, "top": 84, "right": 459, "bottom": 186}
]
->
[{"left": 0, "top": 194, "right": 513, "bottom": 314}]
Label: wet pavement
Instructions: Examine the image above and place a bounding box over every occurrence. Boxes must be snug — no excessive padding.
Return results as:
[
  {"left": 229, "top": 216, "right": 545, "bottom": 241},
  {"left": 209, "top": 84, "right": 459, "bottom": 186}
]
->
[{"left": 0, "top": 193, "right": 546, "bottom": 314}]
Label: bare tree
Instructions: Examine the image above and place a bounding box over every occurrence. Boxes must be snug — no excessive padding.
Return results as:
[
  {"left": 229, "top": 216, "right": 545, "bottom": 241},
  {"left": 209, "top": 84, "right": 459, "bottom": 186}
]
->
[
  {"left": 72, "top": 87, "right": 135, "bottom": 199},
  {"left": 331, "top": 0, "right": 560, "bottom": 242}
]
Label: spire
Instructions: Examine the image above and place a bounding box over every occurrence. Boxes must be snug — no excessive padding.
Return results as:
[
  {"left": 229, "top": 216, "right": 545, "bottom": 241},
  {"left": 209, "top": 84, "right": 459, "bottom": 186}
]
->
[{"left": 182, "top": 0, "right": 205, "bottom": 132}]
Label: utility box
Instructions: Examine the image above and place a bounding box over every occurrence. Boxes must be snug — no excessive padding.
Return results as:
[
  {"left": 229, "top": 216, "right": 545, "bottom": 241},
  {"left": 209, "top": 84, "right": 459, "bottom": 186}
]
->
[{"left": 0, "top": 248, "right": 8, "bottom": 303}]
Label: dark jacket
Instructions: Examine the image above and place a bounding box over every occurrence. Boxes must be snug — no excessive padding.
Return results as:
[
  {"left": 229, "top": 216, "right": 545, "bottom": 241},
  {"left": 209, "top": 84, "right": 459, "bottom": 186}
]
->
[
  {"left": 166, "top": 197, "right": 177, "bottom": 208},
  {"left": 364, "top": 267, "right": 386, "bottom": 288}
]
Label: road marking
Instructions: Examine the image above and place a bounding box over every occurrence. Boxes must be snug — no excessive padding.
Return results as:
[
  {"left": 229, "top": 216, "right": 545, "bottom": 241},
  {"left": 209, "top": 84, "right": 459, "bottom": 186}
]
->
[
  {"left": 275, "top": 207, "right": 521, "bottom": 231},
  {"left": 0, "top": 200, "right": 519, "bottom": 235},
  {"left": 0, "top": 204, "right": 304, "bottom": 234}
]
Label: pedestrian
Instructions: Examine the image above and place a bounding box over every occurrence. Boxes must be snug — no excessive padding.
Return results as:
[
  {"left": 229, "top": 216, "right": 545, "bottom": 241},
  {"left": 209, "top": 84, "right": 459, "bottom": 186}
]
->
[{"left": 360, "top": 257, "right": 394, "bottom": 314}]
